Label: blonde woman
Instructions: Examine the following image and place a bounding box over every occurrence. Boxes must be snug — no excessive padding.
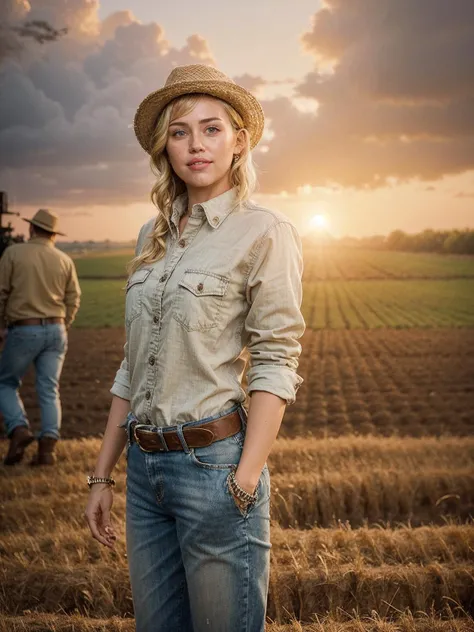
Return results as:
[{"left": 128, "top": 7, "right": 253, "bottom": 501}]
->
[{"left": 85, "top": 64, "right": 305, "bottom": 632}]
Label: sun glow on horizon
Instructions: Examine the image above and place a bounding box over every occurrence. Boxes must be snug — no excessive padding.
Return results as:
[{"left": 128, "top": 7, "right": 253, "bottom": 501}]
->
[{"left": 310, "top": 213, "right": 330, "bottom": 230}]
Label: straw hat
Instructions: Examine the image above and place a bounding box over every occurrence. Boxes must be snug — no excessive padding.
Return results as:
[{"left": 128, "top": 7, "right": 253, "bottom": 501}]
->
[
  {"left": 134, "top": 64, "right": 265, "bottom": 154},
  {"left": 23, "top": 209, "right": 66, "bottom": 236}
]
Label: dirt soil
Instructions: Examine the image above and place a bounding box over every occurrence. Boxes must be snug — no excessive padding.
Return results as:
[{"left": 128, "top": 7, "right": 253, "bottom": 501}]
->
[{"left": 1, "top": 328, "right": 473, "bottom": 440}]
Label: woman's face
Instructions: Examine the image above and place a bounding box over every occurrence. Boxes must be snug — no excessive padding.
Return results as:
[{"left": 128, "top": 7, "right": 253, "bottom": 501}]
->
[{"left": 166, "top": 96, "right": 245, "bottom": 192}]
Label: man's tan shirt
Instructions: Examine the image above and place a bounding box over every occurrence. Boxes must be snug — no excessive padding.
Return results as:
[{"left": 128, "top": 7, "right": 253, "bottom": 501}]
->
[
  {"left": 0, "top": 237, "right": 81, "bottom": 328},
  {"left": 111, "top": 188, "right": 305, "bottom": 427}
]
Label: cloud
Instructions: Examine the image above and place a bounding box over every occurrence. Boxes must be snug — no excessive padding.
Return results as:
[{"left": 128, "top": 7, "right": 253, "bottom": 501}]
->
[
  {"left": 0, "top": 0, "right": 215, "bottom": 205},
  {"left": 258, "top": 0, "right": 474, "bottom": 190},
  {"left": 0, "top": 0, "right": 473, "bottom": 207}
]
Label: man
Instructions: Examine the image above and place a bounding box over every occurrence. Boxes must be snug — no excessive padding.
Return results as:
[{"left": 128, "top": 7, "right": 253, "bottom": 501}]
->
[{"left": 0, "top": 209, "right": 81, "bottom": 466}]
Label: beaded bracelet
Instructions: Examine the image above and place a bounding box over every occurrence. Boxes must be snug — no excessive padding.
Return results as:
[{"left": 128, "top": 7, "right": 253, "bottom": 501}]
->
[
  {"left": 87, "top": 475, "right": 116, "bottom": 489},
  {"left": 227, "top": 470, "right": 258, "bottom": 505}
]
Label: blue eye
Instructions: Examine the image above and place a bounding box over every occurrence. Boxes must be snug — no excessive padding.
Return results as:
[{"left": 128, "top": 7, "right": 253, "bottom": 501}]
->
[
  {"left": 206, "top": 126, "right": 219, "bottom": 134},
  {"left": 171, "top": 130, "right": 185, "bottom": 137}
]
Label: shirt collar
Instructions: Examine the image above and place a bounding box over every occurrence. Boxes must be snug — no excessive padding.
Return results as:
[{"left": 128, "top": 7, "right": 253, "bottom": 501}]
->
[
  {"left": 29, "top": 237, "right": 55, "bottom": 248},
  {"left": 170, "top": 187, "right": 239, "bottom": 237}
]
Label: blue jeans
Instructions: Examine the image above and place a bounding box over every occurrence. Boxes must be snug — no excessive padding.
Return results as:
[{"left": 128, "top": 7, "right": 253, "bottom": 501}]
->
[
  {"left": 123, "top": 404, "right": 271, "bottom": 632},
  {"left": 0, "top": 324, "right": 67, "bottom": 439}
]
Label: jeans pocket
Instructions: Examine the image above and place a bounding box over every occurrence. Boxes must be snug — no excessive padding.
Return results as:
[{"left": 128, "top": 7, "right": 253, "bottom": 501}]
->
[{"left": 190, "top": 435, "right": 242, "bottom": 470}]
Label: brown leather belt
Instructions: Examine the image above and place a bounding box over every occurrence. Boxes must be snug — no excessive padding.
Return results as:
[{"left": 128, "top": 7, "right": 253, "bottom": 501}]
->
[
  {"left": 131, "top": 410, "right": 242, "bottom": 452},
  {"left": 9, "top": 317, "right": 65, "bottom": 327}
]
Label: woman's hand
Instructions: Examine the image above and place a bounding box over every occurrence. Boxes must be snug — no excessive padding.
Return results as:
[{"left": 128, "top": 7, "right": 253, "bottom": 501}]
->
[
  {"left": 84, "top": 484, "right": 117, "bottom": 549},
  {"left": 234, "top": 469, "right": 259, "bottom": 496},
  {"left": 229, "top": 469, "right": 260, "bottom": 514}
]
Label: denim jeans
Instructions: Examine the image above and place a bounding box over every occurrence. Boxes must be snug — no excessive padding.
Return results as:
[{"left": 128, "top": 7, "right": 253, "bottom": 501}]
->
[
  {"left": 0, "top": 324, "right": 67, "bottom": 439},
  {"left": 123, "top": 404, "right": 271, "bottom": 632}
]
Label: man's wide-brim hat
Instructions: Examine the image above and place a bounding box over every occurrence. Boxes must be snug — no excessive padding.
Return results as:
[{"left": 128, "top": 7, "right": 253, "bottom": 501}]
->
[
  {"left": 22, "top": 208, "right": 66, "bottom": 236},
  {"left": 134, "top": 64, "right": 265, "bottom": 154}
]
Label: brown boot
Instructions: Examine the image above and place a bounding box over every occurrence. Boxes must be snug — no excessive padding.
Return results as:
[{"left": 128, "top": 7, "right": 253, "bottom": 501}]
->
[
  {"left": 30, "top": 437, "right": 58, "bottom": 466},
  {"left": 4, "top": 426, "right": 35, "bottom": 465}
]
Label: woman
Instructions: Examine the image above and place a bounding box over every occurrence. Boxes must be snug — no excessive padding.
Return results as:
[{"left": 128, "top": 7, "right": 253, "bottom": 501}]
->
[{"left": 85, "top": 64, "right": 305, "bottom": 632}]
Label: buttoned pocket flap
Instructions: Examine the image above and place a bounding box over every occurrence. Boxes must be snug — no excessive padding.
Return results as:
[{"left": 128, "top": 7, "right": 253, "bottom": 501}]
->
[
  {"left": 179, "top": 270, "right": 228, "bottom": 297},
  {"left": 126, "top": 267, "right": 153, "bottom": 291}
]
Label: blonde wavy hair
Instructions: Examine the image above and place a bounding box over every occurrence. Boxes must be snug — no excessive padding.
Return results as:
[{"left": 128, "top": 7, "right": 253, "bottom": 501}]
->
[{"left": 128, "top": 94, "right": 257, "bottom": 276}]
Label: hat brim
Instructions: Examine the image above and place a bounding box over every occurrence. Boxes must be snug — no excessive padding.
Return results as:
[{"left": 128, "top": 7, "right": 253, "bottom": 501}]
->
[
  {"left": 134, "top": 80, "right": 265, "bottom": 154},
  {"left": 23, "top": 218, "right": 66, "bottom": 237}
]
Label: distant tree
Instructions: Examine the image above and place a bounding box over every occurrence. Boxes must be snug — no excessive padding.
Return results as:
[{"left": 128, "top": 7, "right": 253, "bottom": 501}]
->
[
  {"left": 386, "top": 230, "right": 408, "bottom": 250},
  {"left": 345, "top": 228, "right": 474, "bottom": 255},
  {"left": 443, "top": 230, "right": 474, "bottom": 255}
]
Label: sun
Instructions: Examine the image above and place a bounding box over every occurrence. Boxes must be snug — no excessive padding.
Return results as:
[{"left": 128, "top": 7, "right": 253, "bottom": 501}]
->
[{"left": 310, "top": 214, "right": 329, "bottom": 230}]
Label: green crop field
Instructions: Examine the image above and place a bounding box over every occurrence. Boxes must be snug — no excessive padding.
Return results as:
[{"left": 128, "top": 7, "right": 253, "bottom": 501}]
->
[
  {"left": 72, "top": 246, "right": 474, "bottom": 281},
  {"left": 302, "top": 245, "right": 474, "bottom": 280},
  {"left": 73, "top": 251, "right": 134, "bottom": 279},
  {"left": 74, "top": 281, "right": 125, "bottom": 328},
  {"left": 72, "top": 248, "right": 474, "bottom": 329},
  {"left": 302, "top": 279, "right": 474, "bottom": 329}
]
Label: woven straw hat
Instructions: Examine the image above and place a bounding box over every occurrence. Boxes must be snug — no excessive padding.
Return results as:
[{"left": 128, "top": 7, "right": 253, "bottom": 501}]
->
[
  {"left": 134, "top": 64, "right": 265, "bottom": 154},
  {"left": 23, "top": 208, "right": 66, "bottom": 236}
]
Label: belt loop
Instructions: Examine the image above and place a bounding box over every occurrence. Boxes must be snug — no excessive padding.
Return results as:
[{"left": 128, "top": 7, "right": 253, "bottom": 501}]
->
[
  {"left": 126, "top": 412, "right": 136, "bottom": 446},
  {"left": 176, "top": 425, "right": 191, "bottom": 454},
  {"left": 157, "top": 427, "right": 170, "bottom": 452},
  {"left": 237, "top": 404, "right": 248, "bottom": 429}
]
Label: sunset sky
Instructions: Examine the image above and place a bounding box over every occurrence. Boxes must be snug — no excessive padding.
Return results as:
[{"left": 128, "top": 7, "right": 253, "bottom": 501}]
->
[{"left": 1, "top": 0, "right": 473, "bottom": 241}]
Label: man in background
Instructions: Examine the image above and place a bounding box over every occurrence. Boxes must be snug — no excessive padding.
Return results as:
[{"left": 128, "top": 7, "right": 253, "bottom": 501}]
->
[{"left": 0, "top": 209, "right": 81, "bottom": 466}]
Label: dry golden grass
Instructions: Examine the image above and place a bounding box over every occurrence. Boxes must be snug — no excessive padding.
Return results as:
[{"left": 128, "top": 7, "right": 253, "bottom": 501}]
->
[
  {"left": 271, "top": 468, "right": 474, "bottom": 528},
  {"left": 269, "top": 437, "right": 474, "bottom": 476},
  {"left": 1, "top": 524, "right": 472, "bottom": 570},
  {"left": 271, "top": 524, "right": 474, "bottom": 568},
  {"left": 1, "top": 614, "right": 473, "bottom": 631},
  {"left": 2, "top": 436, "right": 473, "bottom": 530},
  {"left": 1, "top": 436, "right": 473, "bottom": 628},
  {"left": 15, "top": 435, "right": 471, "bottom": 476},
  {"left": 268, "top": 563, "right": 474, "bottom": 622},
  {"left": 1, "top": 559, "right": 472, "bottom": 621}
]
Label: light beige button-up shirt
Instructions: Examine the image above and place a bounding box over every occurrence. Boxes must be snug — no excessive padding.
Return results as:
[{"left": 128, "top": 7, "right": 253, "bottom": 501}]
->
[
  {"left": 111, "top": 188, "right": 305, "bottom": 427},
  {"left": 0, "top": 237, "right": 81, "bottom": 328}
]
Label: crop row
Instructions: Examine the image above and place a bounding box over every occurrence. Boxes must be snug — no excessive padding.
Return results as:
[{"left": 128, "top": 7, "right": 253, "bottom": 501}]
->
[
  {"left": 73, "top": 247, "right": 474, "bottom": 282},
  {"left": 301, "top": 279, "right": 474, "bottom": 329}
]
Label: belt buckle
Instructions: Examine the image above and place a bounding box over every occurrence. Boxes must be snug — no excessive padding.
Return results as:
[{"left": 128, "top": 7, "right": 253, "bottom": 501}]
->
[{"left": 133, "top": 424, "right": 159, "bottom": 453}]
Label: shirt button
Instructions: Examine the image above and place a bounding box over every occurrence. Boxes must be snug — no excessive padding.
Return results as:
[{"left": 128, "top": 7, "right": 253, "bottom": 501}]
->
[
  {"left": 178, "top": 239, "right": 186, "bottom": 248},
  {"left": 153, "top": 315, "right": 159, "bottom": 324},
  {"left": 149, "top": 356, "right": 155, "bottom": 366},
  {"left": 197, "top": 282, "right": 204, "bottom": 292},
  {"left": 212, "top": 216, "right": 219, "bottom": 225},
  {"left": 145, "top": 390, "right": 151, "bottom": 400},
  {"left": 160, "top": 274, "right": 168, "bottom": 282}
]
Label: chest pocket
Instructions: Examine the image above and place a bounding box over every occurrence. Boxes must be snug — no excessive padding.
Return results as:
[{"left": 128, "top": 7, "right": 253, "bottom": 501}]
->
[
  {"left": 173, "top": 269, "right": 229, "bottom": 332},
  {"left": 125, "top": 267, "right": 153, "bottom": 325}
]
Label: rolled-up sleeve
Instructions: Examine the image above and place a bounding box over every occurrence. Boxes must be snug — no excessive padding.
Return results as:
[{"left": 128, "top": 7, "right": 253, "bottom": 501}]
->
[
  {"left": 110, "top": 338, "right": 131, "bottom": 400},
  {"left": 244, "top": 221, "right": 305, "bottom": 405}
]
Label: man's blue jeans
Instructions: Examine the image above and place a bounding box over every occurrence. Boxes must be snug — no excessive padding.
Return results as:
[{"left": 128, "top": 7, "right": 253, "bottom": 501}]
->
[
  {"left": 123, "top": 404, "right": 271, "bottom": 632},
  {"left": 0, "top": 324, "right": 67, "bottom": 439}
]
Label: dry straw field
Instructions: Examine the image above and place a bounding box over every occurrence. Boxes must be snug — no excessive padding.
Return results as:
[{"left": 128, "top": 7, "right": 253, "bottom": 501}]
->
[{"left": 1, "top": 245, "right": 474, "bottom": 631}]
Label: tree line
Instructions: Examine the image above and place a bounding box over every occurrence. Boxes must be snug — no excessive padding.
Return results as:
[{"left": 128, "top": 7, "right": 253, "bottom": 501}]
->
[{"left": 338, "top": 229, "right": 474, "bottom": 255}]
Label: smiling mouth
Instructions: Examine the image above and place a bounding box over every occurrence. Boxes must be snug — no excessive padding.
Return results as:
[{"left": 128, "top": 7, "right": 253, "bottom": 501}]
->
[{"left": 188, "top": 160, "right": 211, "bottom": 166}]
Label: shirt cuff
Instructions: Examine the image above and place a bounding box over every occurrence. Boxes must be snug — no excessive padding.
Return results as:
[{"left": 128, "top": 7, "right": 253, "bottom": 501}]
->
[
  {"left": 110, "top": 368, "right": 131, "bottom": 401},
  {"left": 246, "top": 365, "right": 304, "bottom": 406}
]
